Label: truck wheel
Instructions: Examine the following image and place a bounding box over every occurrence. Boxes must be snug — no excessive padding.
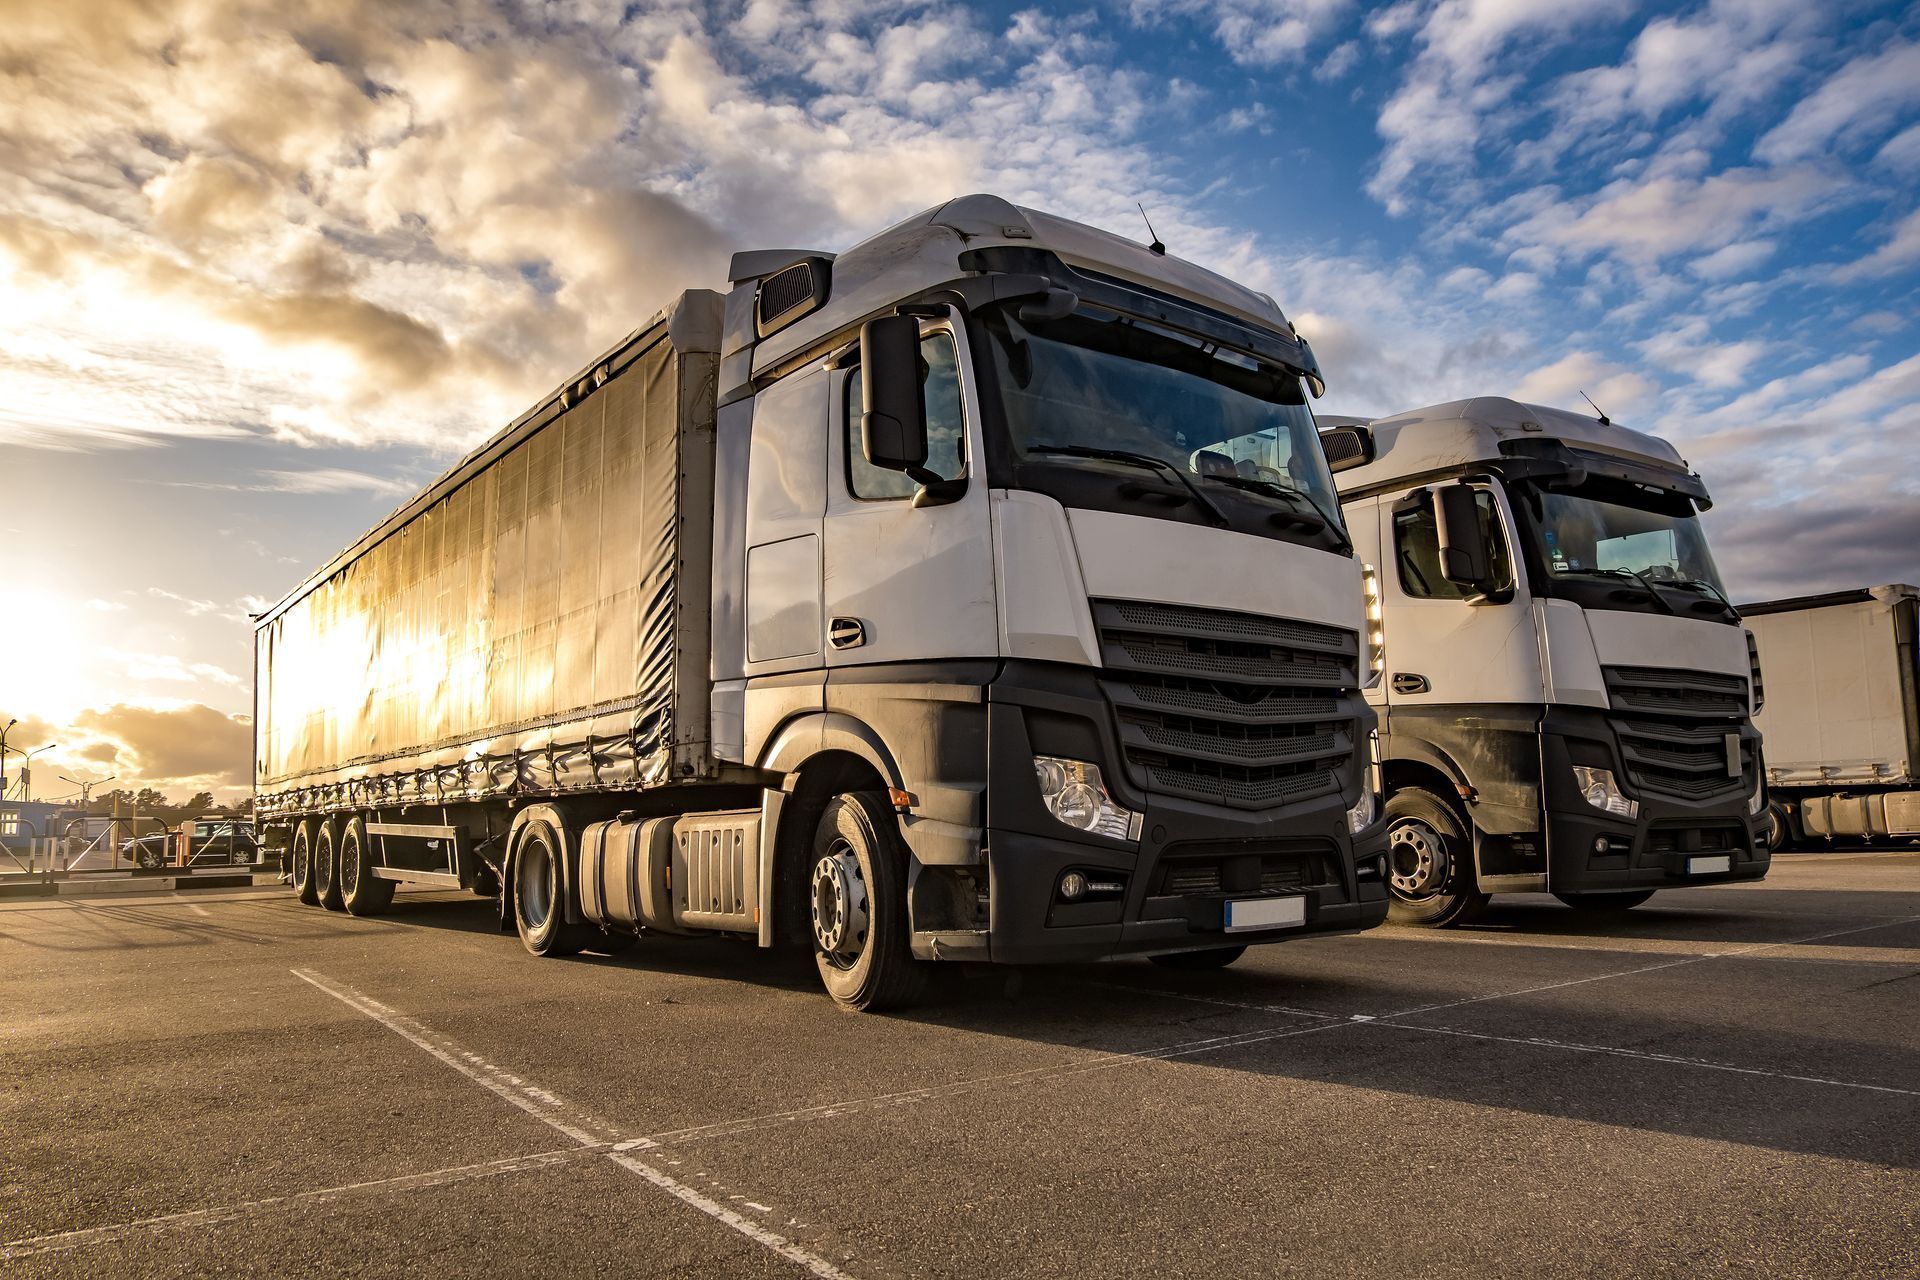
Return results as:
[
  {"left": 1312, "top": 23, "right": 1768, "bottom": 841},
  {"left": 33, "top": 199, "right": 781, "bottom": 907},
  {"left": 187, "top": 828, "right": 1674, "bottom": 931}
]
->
[
  {"left": 809, "top": 792, "right": 927, "bottom": 1012},
  {"left": 291, "top": 821, "right": 319, "bottom": 904},
  {"left": 1765, "top": 800, "right": 1793, "bottom": 851},
  {"left": 1554, "top": 890, "right": 1656, "bottom": 912},
  {"left": 339, "top": 817, "right": 395, "bottom": 917},
  {"left": 315, "top": 820, "right": 345, "bottom": 912},
  {"left": 1385, "top": 787, "right": 1488, "bottom": 927},
  {"left": 1149, "top": 946, "right": 1247, "bottom": 971},
  {"left": 513, "top": 818, "right": 592, "bottom": 957}
]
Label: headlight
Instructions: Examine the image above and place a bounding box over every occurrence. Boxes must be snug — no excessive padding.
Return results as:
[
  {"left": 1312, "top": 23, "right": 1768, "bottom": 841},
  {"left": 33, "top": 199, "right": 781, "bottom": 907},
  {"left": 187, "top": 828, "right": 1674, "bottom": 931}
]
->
[
  {"left": 1347, "top": 727, "right": 1382, "bottom": 833},
  {"left": 1361, "top": 563, "right": 1384, "bottom": 690},
  {"left": 1346, "top": 786, "right": 1376, "bottom": 834},
  {"left": 1572, "top": 766, "right": 1639, "bottom": 819},
  {"left": 1033, "top": 756, "right": 1142, "bottom": 842}
]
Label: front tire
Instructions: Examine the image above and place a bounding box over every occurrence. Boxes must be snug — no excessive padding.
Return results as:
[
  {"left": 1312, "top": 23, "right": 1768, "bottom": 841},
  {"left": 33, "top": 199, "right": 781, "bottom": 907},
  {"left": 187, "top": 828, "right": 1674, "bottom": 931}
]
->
[
  {"left": 1149, "top": 946, "right": 1247, "bottom": 971},
  {"left": 1554, "top": 890, "right": 1656, "bottom": 912},
  {"left": 809, "top": 792, "right": 927, "bottom": 1012},
  {"left": 290, "top": 820, "right": 319, "bottom": 904},
  {"left": 315, "top": 820, "right": 345, "bottom": 912},
  {"left": 1384, "top": 787, "right": 1488, "bottom": 927},
  {"left": 339, "top": 816, "right": 395, "bottom": 917},
  {"left": 513, "top": 818, "right": 592, "bottom": 957}
]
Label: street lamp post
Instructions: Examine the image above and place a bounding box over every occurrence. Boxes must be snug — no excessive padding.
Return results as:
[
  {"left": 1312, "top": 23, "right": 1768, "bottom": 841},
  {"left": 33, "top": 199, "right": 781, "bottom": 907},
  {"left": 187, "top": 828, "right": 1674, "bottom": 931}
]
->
[
  {"left": 16, "top": 744, "right": 57, "bottom": 803},
  {"left": 0, "top": 718, "right": 16, "bottom": 800}
]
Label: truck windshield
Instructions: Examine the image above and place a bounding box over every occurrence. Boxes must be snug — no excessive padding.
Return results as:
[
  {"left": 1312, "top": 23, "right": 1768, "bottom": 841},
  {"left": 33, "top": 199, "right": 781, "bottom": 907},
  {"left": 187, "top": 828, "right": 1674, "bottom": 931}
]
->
[
  {"left": 980, "top": 303, "right": 1346, "bottom": 548},
  {"left": 1531, "top": 487, "right": 1728, "bottom": 598}
]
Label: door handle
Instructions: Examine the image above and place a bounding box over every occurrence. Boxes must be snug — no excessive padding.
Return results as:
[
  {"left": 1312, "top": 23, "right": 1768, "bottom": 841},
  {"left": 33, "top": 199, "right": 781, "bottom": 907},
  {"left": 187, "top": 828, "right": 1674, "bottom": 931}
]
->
[
  {"left": 828, "top": 617, "right": 867, "bottom": 650},
  {"left": 1391, "top": 672, "right": 1430, "bottom": 695}
]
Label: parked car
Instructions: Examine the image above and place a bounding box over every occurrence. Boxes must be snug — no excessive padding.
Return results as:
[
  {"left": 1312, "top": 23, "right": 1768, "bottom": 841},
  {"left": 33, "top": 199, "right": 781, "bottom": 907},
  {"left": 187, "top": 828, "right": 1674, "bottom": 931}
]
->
[{"left": 120, "top": 820, "right": 259, "bottom": 869}]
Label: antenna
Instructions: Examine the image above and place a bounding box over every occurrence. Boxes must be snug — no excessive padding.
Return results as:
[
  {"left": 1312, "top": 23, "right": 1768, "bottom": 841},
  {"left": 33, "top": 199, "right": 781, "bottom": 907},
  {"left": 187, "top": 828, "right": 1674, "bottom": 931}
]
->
[
  {"left": 1136, "top": 203, "right": 1166, "bottom": 256},
  {"left": 1580, "top": 391, "right": 1611, "bottom": 425}
]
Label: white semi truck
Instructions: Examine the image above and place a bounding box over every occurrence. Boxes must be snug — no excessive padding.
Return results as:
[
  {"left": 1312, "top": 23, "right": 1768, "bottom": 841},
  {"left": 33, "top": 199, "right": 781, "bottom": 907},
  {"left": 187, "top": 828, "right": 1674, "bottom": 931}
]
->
[
  {"left": 1320, "top": 398, "right": 1768, "bottom": 924},
  {"left": 254, "top": 194, "right": 1390, "bottom": 1010},
  {"left": 1743, "top": 585, "right": 1920, "bottom": 845}
]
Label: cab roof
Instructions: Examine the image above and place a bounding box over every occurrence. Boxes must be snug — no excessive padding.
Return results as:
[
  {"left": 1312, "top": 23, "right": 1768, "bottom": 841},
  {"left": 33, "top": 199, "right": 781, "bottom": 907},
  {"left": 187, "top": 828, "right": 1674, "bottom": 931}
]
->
[{"left": 1333, "top": 396, "right": 1689, "bottom": 494}]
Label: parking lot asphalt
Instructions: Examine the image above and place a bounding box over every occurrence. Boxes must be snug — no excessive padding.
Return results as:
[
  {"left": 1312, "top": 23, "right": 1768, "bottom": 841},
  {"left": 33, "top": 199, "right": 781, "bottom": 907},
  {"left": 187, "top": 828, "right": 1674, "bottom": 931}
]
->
[{"left": 3, "top": 849, "right": 1917, "bottom": 1278}]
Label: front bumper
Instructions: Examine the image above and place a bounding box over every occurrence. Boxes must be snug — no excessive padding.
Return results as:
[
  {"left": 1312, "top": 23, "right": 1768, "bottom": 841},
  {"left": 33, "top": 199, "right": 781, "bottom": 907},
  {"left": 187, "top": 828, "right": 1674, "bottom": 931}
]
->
[
  {"left": 952, "top": 661, "right": 1388, "bottom": 964},
  {"left": 1541, "top": 710, "right": 1769, "bottom": 893}
]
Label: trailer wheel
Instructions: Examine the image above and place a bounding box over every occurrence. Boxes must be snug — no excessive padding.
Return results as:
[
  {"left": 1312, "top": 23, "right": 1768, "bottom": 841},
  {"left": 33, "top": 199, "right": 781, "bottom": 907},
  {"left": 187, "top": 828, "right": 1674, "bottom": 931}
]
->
[
  {"left": 339, "top": 816, "right": 395, "bottom": 917},
  {"left": 513, "top": 818, "right": 591, "bottom": 957},
  {"left": 1149, "top": 946, "right": 1247, "bottom": 971},
  {"left": 1384, "top": 787, "right": 1488, "bottom": 927},
  {"left": 1554, "top": 890, "right": 1656, "bottom": 912},
  {"left": 290, "top": 821, "right": 319, "bottom": 905},
  {"left": 809, "top": 792, "right": 927, "bottom": 1012},
  {"left": 315, "top": 820, "right": 346, "bottom": 912}
]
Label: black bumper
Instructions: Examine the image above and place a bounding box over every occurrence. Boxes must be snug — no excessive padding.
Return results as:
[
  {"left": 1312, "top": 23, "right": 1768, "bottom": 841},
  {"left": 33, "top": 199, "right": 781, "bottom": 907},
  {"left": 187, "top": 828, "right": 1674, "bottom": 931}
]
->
[
  {"left": 968, "top": 662, "right": 1388, "bottom": 964},
  {"left": 1541, "top": 708, "right": 1769, "bottom": 893}
]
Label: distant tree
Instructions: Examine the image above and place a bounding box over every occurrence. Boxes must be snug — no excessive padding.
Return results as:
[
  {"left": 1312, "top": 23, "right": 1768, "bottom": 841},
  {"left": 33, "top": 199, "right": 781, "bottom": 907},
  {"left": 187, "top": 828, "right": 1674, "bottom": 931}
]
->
[
  {"left": 133, "top": 788, "right": 170, "bottom": 814},
  {"left": 181, "top": 791, "right": 215, "bottom": 817}
]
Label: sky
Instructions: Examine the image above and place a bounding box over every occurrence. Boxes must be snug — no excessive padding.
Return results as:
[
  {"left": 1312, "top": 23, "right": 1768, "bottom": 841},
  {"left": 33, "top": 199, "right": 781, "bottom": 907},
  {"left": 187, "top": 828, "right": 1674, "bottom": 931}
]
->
[{"left": 1, "top": 0, "right": 1916, "bottom": 803}]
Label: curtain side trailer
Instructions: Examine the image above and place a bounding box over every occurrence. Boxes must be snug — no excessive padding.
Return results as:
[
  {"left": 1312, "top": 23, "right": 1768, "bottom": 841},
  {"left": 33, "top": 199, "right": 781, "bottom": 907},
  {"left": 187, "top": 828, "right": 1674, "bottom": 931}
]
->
[{"left": 257, "top": 195, "right": 1392, "bottom": 1008}]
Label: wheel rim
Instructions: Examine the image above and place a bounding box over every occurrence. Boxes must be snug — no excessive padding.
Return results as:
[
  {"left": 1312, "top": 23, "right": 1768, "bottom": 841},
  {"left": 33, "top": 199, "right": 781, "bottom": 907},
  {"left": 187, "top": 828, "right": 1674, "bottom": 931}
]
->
[
  {"left": 293, "top": 839, "right": 310, "bottom": 886},
  {"left": 317, "top": 833, "right": 334, "bottom": 891},
  {"left": 518, "top": 838, "right": 552, "bottom": 931},
  {"left": 1388, "top": 817, "right": 1451, "bottom": 901},
  {"left": 340, "top": 833, "right": 359, "bottom": 898},
  {"left": 810, "top": 842, "right": 870, "bottom": 971}
]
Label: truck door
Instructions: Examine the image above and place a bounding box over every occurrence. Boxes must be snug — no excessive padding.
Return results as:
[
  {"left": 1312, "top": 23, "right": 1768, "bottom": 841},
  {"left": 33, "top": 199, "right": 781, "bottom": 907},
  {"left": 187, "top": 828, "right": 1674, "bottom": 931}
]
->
[
  {"left": 822, "top": 314, "right": 996, "bottom": 669},
  {"left": 1381, "top": 482, "right": 1539, "bottom": 710},
  {"left": 742, "top": 366, "right": 829, "bottom": 712}
]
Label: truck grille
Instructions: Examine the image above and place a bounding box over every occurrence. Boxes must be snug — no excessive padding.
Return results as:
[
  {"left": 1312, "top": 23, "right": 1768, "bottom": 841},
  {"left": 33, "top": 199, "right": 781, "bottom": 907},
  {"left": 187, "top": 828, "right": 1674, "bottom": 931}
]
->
[
  {"left": 1602, "top": 666, "right": 1751, "bottom": 801},
  {"left": 1092, "top": 600, "right": 1360, "bottom": 810},
  {"left": 1156, "top": 848, "right": 1335, "bottom": 896}
]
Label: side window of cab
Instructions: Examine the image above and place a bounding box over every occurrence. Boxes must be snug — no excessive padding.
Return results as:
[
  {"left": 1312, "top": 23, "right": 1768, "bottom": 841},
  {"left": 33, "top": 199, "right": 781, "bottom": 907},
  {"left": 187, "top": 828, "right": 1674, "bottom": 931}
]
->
[
  {"left": 1393, "top": 488, "right": 1510, "bottom": 599},
  {"left": 844, "top": 331, "right": 967, "bottom": 500}
]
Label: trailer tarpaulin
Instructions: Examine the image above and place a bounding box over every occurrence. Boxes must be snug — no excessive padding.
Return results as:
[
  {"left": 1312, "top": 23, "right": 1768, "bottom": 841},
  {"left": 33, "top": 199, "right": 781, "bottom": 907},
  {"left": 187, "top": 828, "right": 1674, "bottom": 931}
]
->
[{"left": 253, "top": 292, "right": 723, "bottom": 818}]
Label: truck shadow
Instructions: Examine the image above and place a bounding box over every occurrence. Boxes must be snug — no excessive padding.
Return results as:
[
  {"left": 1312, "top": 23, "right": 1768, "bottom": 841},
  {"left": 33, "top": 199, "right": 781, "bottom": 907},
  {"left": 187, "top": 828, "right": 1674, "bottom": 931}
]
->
[{"left": 358, "top": 887, "right": 1920, "bottom": 1169}]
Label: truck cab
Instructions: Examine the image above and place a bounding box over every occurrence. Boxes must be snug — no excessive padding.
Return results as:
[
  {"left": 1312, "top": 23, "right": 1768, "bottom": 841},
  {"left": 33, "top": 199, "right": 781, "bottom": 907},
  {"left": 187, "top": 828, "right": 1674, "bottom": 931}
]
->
[{"left": 1324, "top": 397, "right": 1768, "bottom": 924}]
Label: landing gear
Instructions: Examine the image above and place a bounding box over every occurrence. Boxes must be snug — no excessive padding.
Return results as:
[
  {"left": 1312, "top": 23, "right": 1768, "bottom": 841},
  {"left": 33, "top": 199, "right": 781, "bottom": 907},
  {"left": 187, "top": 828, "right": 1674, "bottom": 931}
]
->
[
  {"left": 1384, "top": 787, "right": 1488, "bottom": 927},
  {"left": 809, "top": 793, "right": 926, "bottom": 1012}
]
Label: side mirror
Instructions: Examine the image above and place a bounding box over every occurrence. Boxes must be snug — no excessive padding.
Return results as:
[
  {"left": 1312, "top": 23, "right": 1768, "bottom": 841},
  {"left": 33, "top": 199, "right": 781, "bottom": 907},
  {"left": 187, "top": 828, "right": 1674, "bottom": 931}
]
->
[
  {"left": 859, "top": 315, "right": 928, "bottom": 476},
  {"left": 1434, "top": 482, "right": 1493, "bottom": 589}
]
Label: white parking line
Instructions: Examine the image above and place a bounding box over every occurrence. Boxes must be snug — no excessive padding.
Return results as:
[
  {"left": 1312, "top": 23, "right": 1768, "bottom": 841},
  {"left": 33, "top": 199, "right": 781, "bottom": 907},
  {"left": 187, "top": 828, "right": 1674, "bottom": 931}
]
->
[
  {"left": 1370, "top": 1021, "right": 1920, "bottom": 1099},
  {"left": 293, "top": 968, "right": 856, "bottom": 1280},
  {"left": 1, "top": 1146, "right": 602, "bottom": 1260}
]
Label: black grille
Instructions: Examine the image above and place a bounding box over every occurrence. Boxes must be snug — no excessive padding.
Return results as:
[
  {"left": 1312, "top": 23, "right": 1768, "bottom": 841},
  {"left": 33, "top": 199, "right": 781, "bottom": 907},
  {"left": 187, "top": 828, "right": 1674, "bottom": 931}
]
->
[
  {"left": 1646, "top": 823, "right": 1746, "bottom": 855},
  {"left": 756, "top": 261, "right": 822, "bottom": 331},
  {"left": 1093, "top": 599, "right": 1360, "bottom": 810},
  {"left": 1603, "top": 666, "right": 1750, "bottom": 801},
  {"left": 1155, "top": 848, "right": 1335, "bottom": 896}
]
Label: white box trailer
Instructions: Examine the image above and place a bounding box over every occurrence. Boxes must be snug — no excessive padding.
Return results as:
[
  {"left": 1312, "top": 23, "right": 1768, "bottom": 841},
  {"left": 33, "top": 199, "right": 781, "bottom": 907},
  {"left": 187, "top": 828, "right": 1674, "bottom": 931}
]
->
[
  {"left": 255, "top": 194, "right": 1391, "bottom": 1009},
  {"left": 1743, "top": 585, "right": 1920, "bottom": 842}
]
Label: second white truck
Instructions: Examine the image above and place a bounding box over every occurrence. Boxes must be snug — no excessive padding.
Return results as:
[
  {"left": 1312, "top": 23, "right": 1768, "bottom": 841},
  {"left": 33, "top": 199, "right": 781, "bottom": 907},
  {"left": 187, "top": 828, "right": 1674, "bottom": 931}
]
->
[{"left": 1322, "top": 397, "right": 1768, "bottom": 924}]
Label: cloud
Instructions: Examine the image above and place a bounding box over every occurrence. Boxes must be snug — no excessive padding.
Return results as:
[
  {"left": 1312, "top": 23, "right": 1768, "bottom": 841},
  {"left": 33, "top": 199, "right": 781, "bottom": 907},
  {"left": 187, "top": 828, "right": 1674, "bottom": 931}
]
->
[
  {"left": 1367, "top": 0, "right": 1635, "bottom": 212},
  {"left": 1754, "top": 40, "right": 1920, "bottom": 164},
  {"left": 1126, "top": 0, "right": 1354, "bottom": 67},
  {"left": 72, "top": 702, "right": 253, "bottom": 792},
  {"left": 1831, "top": 208, "right": 1920, "bottom": 283},
  {"left": 1510, "top": 351, "right": 1655, "bottom": 415},
  {"left": 1689, "top": 239, "right": 1776, "bottom": 280}
]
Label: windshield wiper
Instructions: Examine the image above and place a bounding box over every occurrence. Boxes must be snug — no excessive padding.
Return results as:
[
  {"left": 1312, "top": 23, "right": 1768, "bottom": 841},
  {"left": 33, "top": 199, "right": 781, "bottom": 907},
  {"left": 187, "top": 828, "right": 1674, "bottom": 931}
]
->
[
  {"left": 1665, "top": 576, "right": 1739, "bottom": 617},
  {"left": 1571, "top": 567, "right": 1680, "bottom": 616},
  {"left": 1026, "top": 444, "right": 1230, "bottom": 527},
  {"left": 1197, "top": 473, "right": 1352, "bottom": 553}
]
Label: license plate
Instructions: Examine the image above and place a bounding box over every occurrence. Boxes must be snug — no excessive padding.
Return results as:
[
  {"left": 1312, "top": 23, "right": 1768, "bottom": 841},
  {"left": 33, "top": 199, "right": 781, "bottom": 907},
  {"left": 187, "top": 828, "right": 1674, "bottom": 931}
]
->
[
  {"left": 1687, "top": 854, "right": 1731, "bottom": 875},
  {"left": 1224, "top": 895, "right": 1306, "bottom": 932}
]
